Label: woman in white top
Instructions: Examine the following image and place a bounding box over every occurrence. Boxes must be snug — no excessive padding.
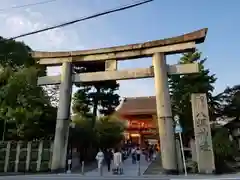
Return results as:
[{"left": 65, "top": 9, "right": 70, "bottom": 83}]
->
[
  {"left": 113, "top": 148, "right": 123, "bottom": 174},
  {"left": 95, "top": 149, "right": 104, "bottom": 170},
  {"left": 113, "top": 148, "right": 122, "bottom": 168}
]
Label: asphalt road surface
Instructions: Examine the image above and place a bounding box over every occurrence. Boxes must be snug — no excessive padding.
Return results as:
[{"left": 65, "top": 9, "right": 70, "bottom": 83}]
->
[
  {"left": 1, "top": 174, "right": 240, "bottom": 180},
  {"left": 0, "top": 174, "right": 168, "bottom": 180}
]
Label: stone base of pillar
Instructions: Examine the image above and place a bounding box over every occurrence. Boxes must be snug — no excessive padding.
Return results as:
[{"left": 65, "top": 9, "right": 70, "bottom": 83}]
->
[{"left": 162, "top": 169, "right": 179, "bottom": 175}]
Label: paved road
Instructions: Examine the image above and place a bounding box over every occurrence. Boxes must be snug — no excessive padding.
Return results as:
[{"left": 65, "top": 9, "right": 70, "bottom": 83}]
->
[
  {"left": 83, "top": 154, "right": 151, "bottom": 177},
  {"left": 1, "top": 155, "right": 240, "bottom": 180},
  {"left": 1, "top": 174, "right": 240, "bottom": 180}
]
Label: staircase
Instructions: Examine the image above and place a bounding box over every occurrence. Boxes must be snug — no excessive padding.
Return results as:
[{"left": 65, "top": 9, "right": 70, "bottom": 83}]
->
[{"left": 143, "top": 153, "right": 164, "bottom": 175}]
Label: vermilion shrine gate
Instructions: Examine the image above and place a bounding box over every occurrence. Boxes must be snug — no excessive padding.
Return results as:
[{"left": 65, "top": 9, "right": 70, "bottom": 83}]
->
[
  {"left": 32, "top": 28, "right": 211, "bottom": 174},
  {"left": 115, "top": 96, "right": 159, "bottom": 147}
]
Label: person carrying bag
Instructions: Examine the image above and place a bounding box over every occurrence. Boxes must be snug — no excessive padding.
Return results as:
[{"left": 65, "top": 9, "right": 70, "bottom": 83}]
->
[
  {"left": 112, "top": 148, "right": 123, "bottom": 175},
  {"left": 95, "top": 149, "right": 104, "bottom": 175}
]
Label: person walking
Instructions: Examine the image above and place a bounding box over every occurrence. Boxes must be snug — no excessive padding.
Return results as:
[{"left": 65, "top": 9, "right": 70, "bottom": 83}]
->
[
  {"left": 105, "top": 148, "right": 113, "bottom": 172},
  {"left": 113, "top": 148, "right": 123, "bottom": 174},
  {"left": 144, "top": 147, "right": 149, "bottom": 162},
  {"left": 131, "top": 147, "right": 137, "bottom": 164},
  {"left": 136, "top": 146, "right": 141, "bottom": 162},
  {"left": 153, "top": 144, "right": 158, "bottom": 160},
  {"left": 149, "top": 145, "right": 154, "bottom": 161},
  {"left": 95, "top": 149, "right": 104, "bottom": 174}
]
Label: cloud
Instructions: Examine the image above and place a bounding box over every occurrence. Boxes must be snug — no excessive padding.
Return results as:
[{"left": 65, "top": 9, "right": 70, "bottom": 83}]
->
[
  {"left": 0, "top": 7, "right": 84, "bottom": 51},
  {"left": 0, "top": 2, "right": 155, "bottom": 98}
]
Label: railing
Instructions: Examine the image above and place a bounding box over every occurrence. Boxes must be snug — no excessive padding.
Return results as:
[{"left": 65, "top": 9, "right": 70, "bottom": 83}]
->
[{"left": 0, "top": 141, "right": 53, "bottom": 172}]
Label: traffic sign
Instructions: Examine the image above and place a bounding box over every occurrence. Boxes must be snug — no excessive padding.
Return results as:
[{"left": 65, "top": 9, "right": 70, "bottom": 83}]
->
[{"left": 175, "top": 124, "right": 183, "bottom": 133}]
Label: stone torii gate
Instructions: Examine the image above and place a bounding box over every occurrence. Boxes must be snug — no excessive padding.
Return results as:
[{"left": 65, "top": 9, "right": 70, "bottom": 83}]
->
[{"left": 31, "top": 28, "right": 208, "bottom": 174}]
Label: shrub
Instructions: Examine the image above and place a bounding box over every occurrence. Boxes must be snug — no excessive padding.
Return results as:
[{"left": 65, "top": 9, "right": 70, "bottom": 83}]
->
[{"left": 212, "top": 127, "right": 238, "bottom": 174}]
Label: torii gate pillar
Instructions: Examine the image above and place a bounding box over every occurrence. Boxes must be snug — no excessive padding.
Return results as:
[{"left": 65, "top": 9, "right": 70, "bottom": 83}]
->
[
  {"left": 153, "top": 53, "right": 177, "bottom": 173},
  {"left": 51, "top": 62, "right": 72, "bottom": 172}
]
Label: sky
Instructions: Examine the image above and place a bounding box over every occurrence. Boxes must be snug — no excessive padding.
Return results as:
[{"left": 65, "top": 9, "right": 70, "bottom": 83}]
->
[{"left": 0, "top": 0, "right": 239, "bottom": 98}]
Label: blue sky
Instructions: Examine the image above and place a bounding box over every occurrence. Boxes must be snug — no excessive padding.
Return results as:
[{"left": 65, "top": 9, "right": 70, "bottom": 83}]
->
[{"left": 0, "top": 0, "right": 239, "bottom": 97}]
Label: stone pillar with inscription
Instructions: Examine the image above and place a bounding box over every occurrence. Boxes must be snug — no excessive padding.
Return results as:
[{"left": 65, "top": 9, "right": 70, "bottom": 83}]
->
[{"left": 191, "top": 93, "right": 215, "bottom": 174}]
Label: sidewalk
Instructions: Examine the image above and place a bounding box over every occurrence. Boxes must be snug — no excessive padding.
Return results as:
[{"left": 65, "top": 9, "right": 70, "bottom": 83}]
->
[{"left": 84, "top": 155, "right": 151, "bottom": 177}]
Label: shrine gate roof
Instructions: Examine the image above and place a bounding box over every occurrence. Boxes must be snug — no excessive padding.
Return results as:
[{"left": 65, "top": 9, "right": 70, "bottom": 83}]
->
[{"left": 117, "top": 96, "right": 156, "bottom": 115}]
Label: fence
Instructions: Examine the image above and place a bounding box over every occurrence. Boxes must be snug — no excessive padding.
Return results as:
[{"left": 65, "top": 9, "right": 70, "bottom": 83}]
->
[{"left": 0, "top": 140, "right": 53, "bottom": 172}]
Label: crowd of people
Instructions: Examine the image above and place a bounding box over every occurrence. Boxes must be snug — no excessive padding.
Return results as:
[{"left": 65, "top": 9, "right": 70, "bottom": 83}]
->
[
  {"left": 95, "top": 142, "right": 159, "bottom": 175},
  {"left": 95, "top": 147, "right": 125, "bottom": 174}
]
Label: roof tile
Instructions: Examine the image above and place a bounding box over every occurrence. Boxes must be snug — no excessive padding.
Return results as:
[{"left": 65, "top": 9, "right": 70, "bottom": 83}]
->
[{"left": 117, "top": 96, "right": 156, "bottom": 115}]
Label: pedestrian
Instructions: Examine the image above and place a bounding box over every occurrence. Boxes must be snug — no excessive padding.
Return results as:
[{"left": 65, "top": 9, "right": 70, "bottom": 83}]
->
[
  {"left": 131, "top": 147, "right": 137, "bottom": 164},
  {"left": 136, "top": 146, "right": 141, "bottom": 162},
  {"left": 149, "top": 146, "right": 154, "bottom": 161},
  {"left": 95, "top": 149, "right": 104, "bottom": 174},
  {"left": 105, "top": 148, "right": 113, "bottom": 172},
  {"left": 113, "top": 148, "right": 123, "bottom": 174},
  {"left": 144, "top": 147, "right": 149, "bottom": 162},
  {"left": 153, "top": 144, "right": 158, "bottom": 160}
]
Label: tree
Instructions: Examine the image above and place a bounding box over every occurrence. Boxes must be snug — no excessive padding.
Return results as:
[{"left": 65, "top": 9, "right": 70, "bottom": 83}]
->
[
  {"left": 95, "top": 115, "right": 125, "bottom": 149},
  {"left": 72, "top": 113, "right": 97, "bottom": 148},
  {"left": 71, "top": 114, "right": 125, "bottom": 162},
  {"left": 72, "top": 114, "right": 125, "bottom": 149},
  {"left": 73, "top": 63, "right": 120, "bottom": 127},
  {"left": 212, "top": 127, "right": 238, "bottom": 174},
  {"left": 0, "top": 67, "right": 56, "bottom": 140},
  {"left": 90, "top": 81, "right": 120, "bottom": 116},
  {"left": 0, "top": 37, "right": 57, "bottom": 140},
  {"left": 72, "top": 87, "right": 92, "bottom": 116},
  {"left": 0, "top": 37, "right": 35, "bottom": 70},
  {"left": 169, "top": 51, "right": 217, "bottom": 138},
  {"left": 44, "top": 85, "right": 60, "bottom": 107},
  {"left": 218, "top": 85, "right": 240, "bottom": 120}
]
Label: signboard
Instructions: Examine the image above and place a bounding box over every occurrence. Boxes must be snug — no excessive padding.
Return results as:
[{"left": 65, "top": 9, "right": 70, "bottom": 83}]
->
[
  {"left": 191, "top": 93, "right": 215, "bottom": 174},
  {"left": 174, "top": 115, "right": 187, "bottom": 175},
  {"left": 175, "top": 124, "right": 183, "bottom": 133}
]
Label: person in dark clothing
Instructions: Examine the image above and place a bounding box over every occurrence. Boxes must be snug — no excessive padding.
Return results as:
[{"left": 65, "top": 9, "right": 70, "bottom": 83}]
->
[
  {"left": 149, "top": 146, "right": 154, "bottom": 161},
  {"left": 105, "top": 149, "right": 113, "bottom": 172}
]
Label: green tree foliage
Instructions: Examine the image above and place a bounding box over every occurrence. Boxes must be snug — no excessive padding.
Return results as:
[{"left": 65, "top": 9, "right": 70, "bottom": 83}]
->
[
  {"left": 218, "top": 85, "right": 240, "bottom": 120},
  {"left": 169, "top": 51, "right": 217, "bottom": 137},
  {"left": 0, "top": 37, "right": 35, "bottom": 70},
  {"left": 213, "top": 128, "right": 238, "bottom": 159},
  {"left": 212, "top": 127, "right": 239, "bottom": 173},
  {"left": 71, "top": 114, "right": 97, "bottom": 147},
  {"left": 0, "top": 37, "right": 56, "bottom": 140},
  {"left": 0, "top": 67, "right": 56, "bottom": 140},
  {"left": 72, "top": 114, "right": 125, "bottom": 149},
  {"left": 95, "top": 116, "right": 125, "bottom": 149},
  {"left": 73, "top": 63, "right": 120, "bottom": 127},
  {"left": 72, "top": 87, "right": 92, "bottom": 116}
]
